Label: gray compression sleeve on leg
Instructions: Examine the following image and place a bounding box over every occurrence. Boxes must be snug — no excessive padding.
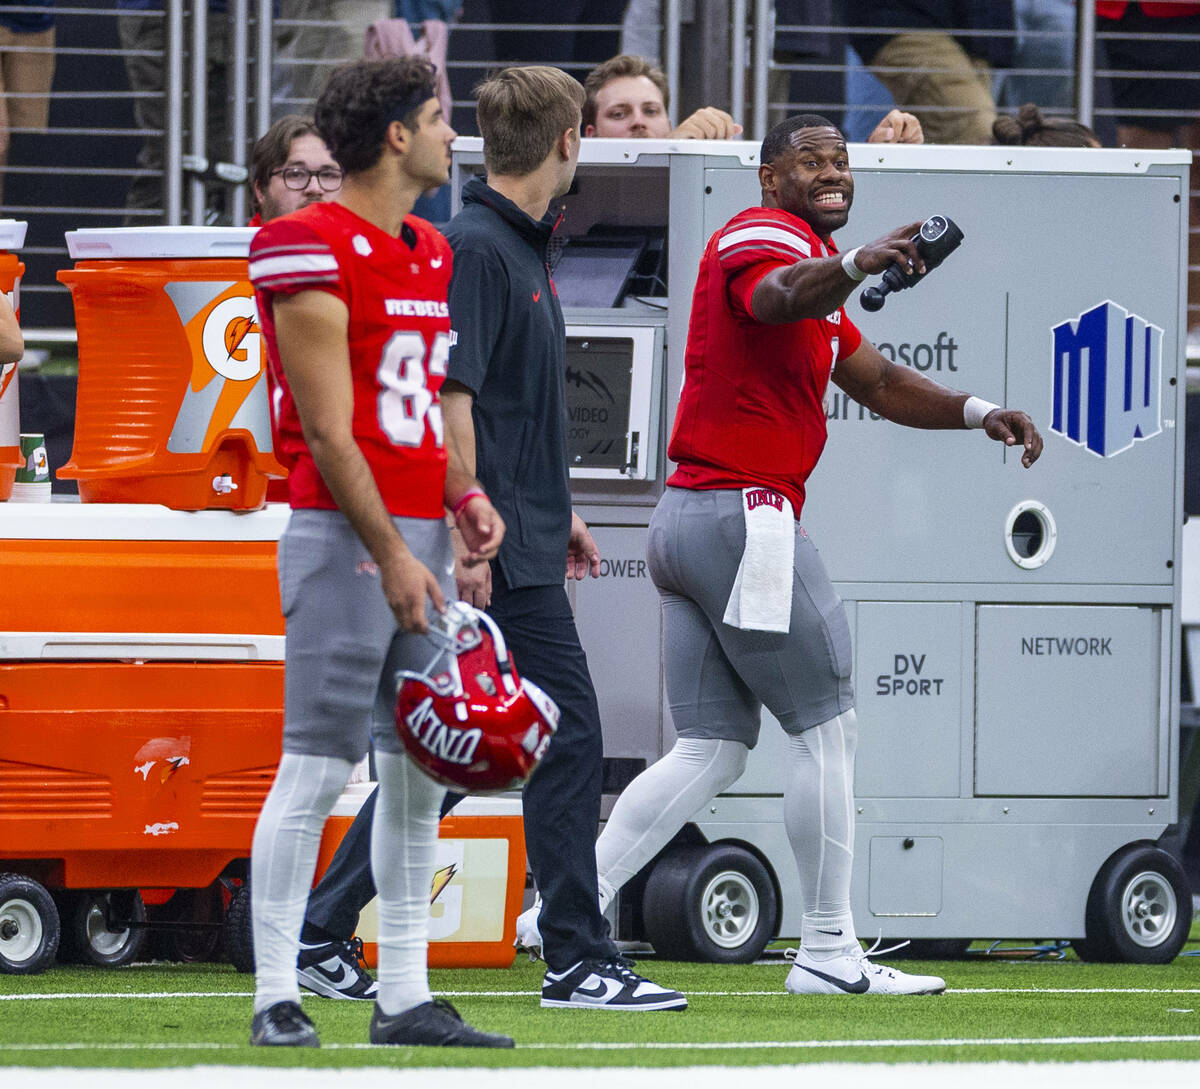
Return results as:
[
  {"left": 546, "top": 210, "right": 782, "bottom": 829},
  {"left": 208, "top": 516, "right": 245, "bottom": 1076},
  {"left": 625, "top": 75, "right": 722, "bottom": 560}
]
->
[
  {"left": 594, "top": 737, "right": 749, "bottom": 906},
  {"left": 783, "top": 709, "right": 860, "bottom": 954},
  {"left": 371, "top": 749, "right": 447, "bottom": 1017},
  {"left": 251, "top": 751, "right": 353, "bottom": 1012}
]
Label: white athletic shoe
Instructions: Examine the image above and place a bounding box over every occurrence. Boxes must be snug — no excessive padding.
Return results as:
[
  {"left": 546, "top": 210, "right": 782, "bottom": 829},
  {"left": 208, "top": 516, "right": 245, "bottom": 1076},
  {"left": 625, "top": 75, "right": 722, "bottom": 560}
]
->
[
  {"left": 784, "top": 941, "right": 945, "bottom": 995},
  {"left": 514, "top": 896, "right": 543, "bottom": 962}
]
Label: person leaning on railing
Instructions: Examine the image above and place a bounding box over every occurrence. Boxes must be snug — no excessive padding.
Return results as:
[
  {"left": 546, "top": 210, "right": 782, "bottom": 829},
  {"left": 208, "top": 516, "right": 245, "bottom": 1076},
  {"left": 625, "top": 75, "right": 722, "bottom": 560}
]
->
[{"left": 581, "top": 53, "right": 924, "bottom": 145}]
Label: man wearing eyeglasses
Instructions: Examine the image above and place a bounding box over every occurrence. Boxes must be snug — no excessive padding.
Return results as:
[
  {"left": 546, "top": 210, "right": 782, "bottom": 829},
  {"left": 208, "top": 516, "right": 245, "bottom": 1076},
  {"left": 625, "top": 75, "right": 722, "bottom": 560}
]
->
[{"left": 249, "top": 114, "right": 344, "bottom": 226}]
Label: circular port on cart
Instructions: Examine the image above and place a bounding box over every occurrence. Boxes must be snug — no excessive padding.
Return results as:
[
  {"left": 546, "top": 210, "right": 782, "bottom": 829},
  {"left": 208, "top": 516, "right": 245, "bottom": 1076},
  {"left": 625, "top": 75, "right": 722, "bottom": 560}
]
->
[{"left": 1005, "top": 501, "right": 1056, "bottom": 569}]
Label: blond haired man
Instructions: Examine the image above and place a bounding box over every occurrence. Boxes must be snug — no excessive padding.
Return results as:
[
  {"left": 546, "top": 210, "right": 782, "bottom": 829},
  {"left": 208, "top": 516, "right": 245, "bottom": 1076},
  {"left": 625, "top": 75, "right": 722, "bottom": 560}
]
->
[
  {"left": 439, "top": 66, "right": 687, "bottom": 1011},
  {"left": 583, "top": 53, "right": 922, "bottom": 144}
]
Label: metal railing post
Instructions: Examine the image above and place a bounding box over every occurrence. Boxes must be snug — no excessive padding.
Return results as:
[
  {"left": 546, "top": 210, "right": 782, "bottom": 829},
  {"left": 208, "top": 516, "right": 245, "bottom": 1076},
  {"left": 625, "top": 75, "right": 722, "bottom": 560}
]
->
[
  {"left": 752, "top": 0, "right": 771, "bottom": 141},
  {"left": 731, "top": 0, "right": 747, "bottom": 124},
  {"left": 256, "top": 0, "right": 273, "bottom": 145},
  {"left": 189, "top": 0, "right": 208, "bottom": 224},
  {"left": 665, "top": 0, "right": 681, "bottom": 127},
  {"left": 1075, "top": 0, "right": 1096, "bottom": 130},
  {"left": 231, "top": 0, "right": 249, "bottom": 226},
  {"left": 165, "top": 0, "right": 184, "bottom": 225}
]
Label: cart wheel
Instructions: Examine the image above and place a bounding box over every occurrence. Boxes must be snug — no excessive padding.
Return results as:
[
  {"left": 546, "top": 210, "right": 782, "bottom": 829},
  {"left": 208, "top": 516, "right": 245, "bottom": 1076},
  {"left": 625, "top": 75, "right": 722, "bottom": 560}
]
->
[
  {"left": 149, "top": 886, "right": 224, "bottom": 963},
  {"left": 71, "top": 891, "right": 148, "bottom": 967},
  {"left": 0, "top": 873, "right": 60, "bottom": 974},
  {"left": 886, "top": 939, "right": 972, "bottom": 960},
  {"left": 642, "top": 844, "right": 777, "bottom": 963},
  {"left": 1072, "top": 844, "right": 1193, "bottom": 964},
  {"left": 223, "top": 881, "right": 254, "bottom": 973}
]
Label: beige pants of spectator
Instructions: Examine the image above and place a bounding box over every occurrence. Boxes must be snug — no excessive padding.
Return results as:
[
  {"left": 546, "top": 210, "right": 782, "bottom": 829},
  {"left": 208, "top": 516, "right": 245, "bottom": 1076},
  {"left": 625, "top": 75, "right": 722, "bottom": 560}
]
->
[
  {"left": 867, "top": 32, "right": 995, "bottom": 146},
  {"left": 273, "top": 0, "right": 390, "bottom": 118},
  {"left": 0, "top": 26, "right": 55, "bottom": 201}
]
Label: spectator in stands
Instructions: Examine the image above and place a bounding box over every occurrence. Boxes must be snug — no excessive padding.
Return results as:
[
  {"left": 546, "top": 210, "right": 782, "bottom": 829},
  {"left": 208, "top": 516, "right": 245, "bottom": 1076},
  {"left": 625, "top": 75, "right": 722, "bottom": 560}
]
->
[
  {"left": 1097, "top": 1, "right": 1200, "bottom": 348},
  {"left": 582, "top": 53, "right": 923, "bottom": 144},
  {"left": 117, "top": 0, "right": 229, "bottom": 222},
  {"left": 583, "top": 53, "right": 743, "bottom": 139},
  {"left": 1001, "top": 0, "right": 1076, "bottom": 112},
  {"left": 0, "top": 0, "right": 55, "bottom": 205},
  {"left": 844, "top": 0, "right": 1016, "bottom": 145},
  {"left": 992, "top": 102, "right": 1101, "bottom": 148},
  {"left": 248, "top": 114, "right": 342, "bottom": 226}
]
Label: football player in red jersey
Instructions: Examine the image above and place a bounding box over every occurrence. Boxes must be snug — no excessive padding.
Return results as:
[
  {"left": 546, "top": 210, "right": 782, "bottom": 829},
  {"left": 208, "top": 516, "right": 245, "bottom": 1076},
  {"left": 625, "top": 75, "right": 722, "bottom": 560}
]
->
[
  {"left": 245, "top": 56, "right": 510, "bottom": 1050},
  {"left": 584, "top": 115, "right": 1042, "bottom": 995}
]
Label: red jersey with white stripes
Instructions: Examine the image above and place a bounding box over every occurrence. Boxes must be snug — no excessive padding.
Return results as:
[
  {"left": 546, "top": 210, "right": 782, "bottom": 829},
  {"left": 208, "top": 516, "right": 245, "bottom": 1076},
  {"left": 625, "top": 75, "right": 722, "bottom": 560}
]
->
[
  {"left": 249, "top": 200, "right": 453, "bottom": 517},
  {"left": 667, "top": 205, "right": 862, "bottom": 518}
]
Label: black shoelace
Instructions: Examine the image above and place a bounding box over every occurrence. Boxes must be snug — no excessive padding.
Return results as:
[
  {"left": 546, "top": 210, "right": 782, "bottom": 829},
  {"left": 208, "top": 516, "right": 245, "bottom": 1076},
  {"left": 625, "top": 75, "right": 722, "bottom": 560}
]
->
[
  {"left": 270, "top": 1001, "right": 311, "bottom": 1031},
  {"left": 429, "top": 997, "right": 463, "bottom": 1022},
  {"left": 344, "top": 936, "right": 367, "bottom": 965}
]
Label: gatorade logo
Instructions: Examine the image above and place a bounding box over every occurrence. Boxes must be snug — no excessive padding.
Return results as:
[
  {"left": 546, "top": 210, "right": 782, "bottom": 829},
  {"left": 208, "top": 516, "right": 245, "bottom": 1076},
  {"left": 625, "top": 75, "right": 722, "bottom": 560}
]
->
[
  {"left": 166, "top": 280, "right": 274, "bottom": 455},
  {"left": 201, "top": 294, "right": 262, "bottom": 382}
]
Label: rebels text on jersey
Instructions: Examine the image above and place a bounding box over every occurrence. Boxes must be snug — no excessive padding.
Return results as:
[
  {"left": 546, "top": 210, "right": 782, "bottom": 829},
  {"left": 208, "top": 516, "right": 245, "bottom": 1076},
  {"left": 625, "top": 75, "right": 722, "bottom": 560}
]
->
[
  {"left": 667, "top": 206, "right": 863, "bottom": 519},
  {"left": 249, "top": 201, "right": 453, "bottom": 517}
]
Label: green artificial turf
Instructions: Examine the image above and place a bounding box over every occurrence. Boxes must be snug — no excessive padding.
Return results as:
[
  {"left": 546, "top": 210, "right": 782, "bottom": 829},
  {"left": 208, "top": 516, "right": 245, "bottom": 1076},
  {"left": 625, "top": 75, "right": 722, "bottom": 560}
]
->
[{"left": 3, "top": 942, "right": 1200, "bottom": 1069}]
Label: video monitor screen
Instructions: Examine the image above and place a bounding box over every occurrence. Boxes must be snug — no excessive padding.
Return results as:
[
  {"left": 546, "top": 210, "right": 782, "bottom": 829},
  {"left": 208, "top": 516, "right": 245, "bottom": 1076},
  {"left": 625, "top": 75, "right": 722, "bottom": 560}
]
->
[
  {"left": 564, "top": 336, "right": 635, "bottom": 471},
  {"left": 552, "top": 239, "right": 645, "bottom": 309}
]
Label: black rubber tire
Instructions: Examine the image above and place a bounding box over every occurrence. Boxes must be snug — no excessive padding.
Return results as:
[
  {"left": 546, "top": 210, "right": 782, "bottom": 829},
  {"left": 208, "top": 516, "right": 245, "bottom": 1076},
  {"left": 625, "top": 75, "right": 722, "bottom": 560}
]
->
[
  {"left": 71, "top": 891, "right": 148, "bottom": 967},
  {"left": 642, "top": 843, "right": 778, "bottom": 963},
  {"left": 148, "top": 885, "right": 224, "bottom": 963},
  {"left": 223, "top": 881, "right": 255, "bottom": 973},
  {"left": 886, "top": 939, "right": 972, "bottom": 960},
  {"left": 0, "top": 873, "right": 61, "bottom": 975},
  {"left": 1072, "top": 843, "right": 1193, "bottom": 964}
]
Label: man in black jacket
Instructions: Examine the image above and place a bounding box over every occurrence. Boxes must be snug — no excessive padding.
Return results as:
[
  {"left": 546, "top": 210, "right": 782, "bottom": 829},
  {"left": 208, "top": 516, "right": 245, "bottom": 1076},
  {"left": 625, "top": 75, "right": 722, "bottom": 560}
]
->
[{"left": 438, "top": 64, "right": 686, "bottom": 1012}]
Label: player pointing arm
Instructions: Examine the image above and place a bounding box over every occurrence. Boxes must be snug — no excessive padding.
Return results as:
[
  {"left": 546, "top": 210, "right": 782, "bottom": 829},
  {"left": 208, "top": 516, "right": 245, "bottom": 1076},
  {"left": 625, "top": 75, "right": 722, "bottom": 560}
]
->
[
  {"left": 531, "top": 114, "right": 1041, "bottom": 998},
  {"left": 749, "top": 122, "right": 1042, "bottom": 467}
]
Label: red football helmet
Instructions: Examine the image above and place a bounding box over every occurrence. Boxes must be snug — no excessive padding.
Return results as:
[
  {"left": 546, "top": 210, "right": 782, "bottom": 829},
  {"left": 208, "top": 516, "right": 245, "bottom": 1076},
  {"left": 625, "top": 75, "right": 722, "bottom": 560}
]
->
[{"left": 394, "top": 601, "right": 559, "bottom": 793}]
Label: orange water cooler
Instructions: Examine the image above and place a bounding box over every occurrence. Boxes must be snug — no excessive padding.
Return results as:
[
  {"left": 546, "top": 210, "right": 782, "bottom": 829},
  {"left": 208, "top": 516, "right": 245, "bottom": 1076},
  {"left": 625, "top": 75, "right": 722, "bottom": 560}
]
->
[
  {"left": 0, "top": 219, "right": 28, "bottom": 501},
  {"left": 0, "top": 503, "right": 288, "bottom": 892},
  {"left": 56, "top": 227, "right": 285, "bottom": 510},
  {"left": 315, "top": 788, "right": 526, "bottom": 969}
]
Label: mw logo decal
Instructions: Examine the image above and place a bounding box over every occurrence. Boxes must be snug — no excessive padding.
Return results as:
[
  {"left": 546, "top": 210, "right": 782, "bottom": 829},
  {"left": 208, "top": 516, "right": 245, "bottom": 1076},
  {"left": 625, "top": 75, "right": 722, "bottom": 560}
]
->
[{"left": 1050, "top": 300, "right": 1164, "bottom": 458}]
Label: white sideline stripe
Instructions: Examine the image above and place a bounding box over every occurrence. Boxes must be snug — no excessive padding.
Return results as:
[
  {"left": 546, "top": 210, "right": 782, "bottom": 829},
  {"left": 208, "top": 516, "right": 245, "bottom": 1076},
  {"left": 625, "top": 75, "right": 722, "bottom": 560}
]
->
[
  {"left": 6, "top": 1065, "right": 1200, "bottom": 1089},
  {"left": 5, "top": 1034, "right": 1200, "bottom": 1052},
  {"left": 8, "top": 986, "right": 1200, "bottom": 1000}
]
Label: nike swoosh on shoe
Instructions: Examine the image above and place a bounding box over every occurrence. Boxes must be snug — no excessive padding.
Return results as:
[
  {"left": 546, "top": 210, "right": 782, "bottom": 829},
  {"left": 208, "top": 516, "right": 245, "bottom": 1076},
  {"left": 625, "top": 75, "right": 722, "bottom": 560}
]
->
[
  {"left": 314, "top": 961, "right": 351, "bottom": 986},
  {"left": 573, "top": 977, "right": 626, "bottom": 1003},
  {"left": 794, "top": 963, "right": 870, "bottom": 993}
]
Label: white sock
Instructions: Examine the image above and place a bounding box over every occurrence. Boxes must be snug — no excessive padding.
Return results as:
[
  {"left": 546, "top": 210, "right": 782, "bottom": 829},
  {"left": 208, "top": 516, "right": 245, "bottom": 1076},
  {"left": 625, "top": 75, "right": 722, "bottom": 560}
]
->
[
  {"left": 372, "top": 749, "right": 446, "bottom": 1017},
  {"left": 595, "top": 737, "right": 749, "bottom": 895},
  {"left": 251, "top": 751, "right": 353, "bottom": 1013},
  {"left": 784, "top": 711, "right": 860, "bottom": 958}
]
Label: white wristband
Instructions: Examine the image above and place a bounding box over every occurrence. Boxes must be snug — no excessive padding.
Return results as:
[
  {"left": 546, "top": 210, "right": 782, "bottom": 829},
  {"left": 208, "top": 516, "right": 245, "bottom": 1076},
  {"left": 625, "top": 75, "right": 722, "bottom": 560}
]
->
[
  {"left": 963, "top": 396, "right": 1000, "bottom": 428},
  {"left": 840, "top": 247, "right": 867, "bottom": 282}
]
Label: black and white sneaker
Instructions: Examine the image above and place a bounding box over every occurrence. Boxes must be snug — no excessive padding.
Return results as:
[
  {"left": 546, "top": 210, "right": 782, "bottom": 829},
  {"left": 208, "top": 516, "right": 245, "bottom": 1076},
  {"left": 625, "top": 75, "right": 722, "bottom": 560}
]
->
[
  {"left": 369, "top": 998, "right": 515, "bottom": 1048},
  {"left": 297, "top": 936, "right": 378, "bottom": 1000},
  {"left": 250, "top": 1000, "right": 320, "bottom": 1047},
  {"left": 541, "top": 956, "right": 688, "bottom": 1010}
]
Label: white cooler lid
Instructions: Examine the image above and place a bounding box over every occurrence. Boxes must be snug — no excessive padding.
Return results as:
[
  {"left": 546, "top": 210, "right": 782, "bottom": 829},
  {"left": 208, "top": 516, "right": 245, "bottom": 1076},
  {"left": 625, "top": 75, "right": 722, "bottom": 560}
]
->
[
  {"left": 0, "top": 220, "right": 28, "bottom": 249},
  {"left": 65, "top": 225, "right": 259, "bottom": 260}
]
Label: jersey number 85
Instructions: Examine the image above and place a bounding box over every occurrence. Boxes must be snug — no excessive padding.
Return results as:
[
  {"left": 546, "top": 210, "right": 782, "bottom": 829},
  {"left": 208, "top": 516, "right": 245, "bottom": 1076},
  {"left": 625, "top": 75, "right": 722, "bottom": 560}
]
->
[{"left": 377, "top": 329, "right": 450, "bottom": 447}]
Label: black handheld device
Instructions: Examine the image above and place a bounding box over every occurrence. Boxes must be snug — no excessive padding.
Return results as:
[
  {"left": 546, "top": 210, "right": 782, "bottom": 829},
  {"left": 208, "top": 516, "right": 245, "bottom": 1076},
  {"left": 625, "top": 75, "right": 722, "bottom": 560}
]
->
[{"left": 859, "top": 215, "right": 964, "bottom": 312}]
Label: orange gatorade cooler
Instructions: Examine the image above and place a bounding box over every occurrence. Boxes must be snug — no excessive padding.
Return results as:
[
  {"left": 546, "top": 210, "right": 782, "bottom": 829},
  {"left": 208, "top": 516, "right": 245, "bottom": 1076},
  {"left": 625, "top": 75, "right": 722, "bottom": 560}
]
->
[
  {"left": 0, "top": 219, "right": 28, "bottom": 501},
  {"left": 57, "top": 227, "right": 286, "bottom": 510},
  {"left": 314, "top": 790, "right": 526, "bottom": 969}
]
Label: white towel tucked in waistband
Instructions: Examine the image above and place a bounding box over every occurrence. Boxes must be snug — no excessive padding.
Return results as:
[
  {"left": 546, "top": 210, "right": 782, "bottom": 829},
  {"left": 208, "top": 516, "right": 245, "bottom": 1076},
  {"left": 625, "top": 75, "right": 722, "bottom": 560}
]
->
[{"left": 722, "top": 486, "right": 795, "bottom": 633}]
